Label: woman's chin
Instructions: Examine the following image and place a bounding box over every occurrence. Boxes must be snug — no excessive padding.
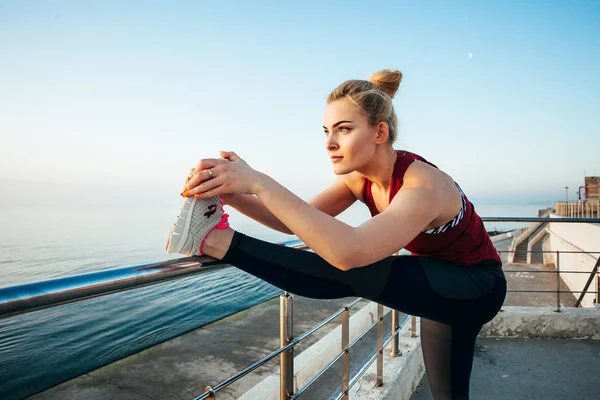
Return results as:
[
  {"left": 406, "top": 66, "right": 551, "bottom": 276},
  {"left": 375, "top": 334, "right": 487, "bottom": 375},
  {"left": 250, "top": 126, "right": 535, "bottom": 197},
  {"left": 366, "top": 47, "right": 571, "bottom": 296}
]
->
[{"left": 332, "top": 164, "right": 350, "bottom": 175}]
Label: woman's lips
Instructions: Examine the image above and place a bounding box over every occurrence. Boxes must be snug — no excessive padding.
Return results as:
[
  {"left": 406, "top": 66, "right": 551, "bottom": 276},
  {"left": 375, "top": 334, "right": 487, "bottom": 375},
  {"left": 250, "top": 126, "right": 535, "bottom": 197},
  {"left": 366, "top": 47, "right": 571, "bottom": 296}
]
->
[{"left": 331, "top": 156, "right": 343, "bottom": 163}]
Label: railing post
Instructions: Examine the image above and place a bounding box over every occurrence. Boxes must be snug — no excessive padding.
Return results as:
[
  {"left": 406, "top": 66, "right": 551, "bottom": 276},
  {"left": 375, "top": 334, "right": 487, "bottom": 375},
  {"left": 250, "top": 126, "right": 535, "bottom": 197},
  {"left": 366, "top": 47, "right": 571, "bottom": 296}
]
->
[
  {"left": 596, "top": 263, "right": 600, "bottom": 305},
  {"left": 204, "top": 386, "right": 216, "bottom": 399},
  {"left": 576, "top": 255, "right": 600, "bottom": 307},
  {"left": 411, "top": 315, "right": 417, "bottom": 338},
  {"left": 376, "top": 303, "right": 384, "bottom": 387},
  {"left": 556, "top": 251, "right": 561, "bottom": 312},
  {"left": 280, "top": 292, "right": 294, "bottom": 399},
  {"left": 341, "top": 306, "right": 350, "bottom": 400},
  {"left": 390, "top": 309, "right": 401, "bottom": 357}
]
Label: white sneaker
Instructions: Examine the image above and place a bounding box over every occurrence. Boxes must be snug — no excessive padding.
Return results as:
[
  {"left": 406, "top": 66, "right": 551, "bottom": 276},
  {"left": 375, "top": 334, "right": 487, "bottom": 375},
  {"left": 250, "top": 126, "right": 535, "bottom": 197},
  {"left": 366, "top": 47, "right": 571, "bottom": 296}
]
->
[{"left": 166, "top": 195, "right": 230, "bottom": 256}]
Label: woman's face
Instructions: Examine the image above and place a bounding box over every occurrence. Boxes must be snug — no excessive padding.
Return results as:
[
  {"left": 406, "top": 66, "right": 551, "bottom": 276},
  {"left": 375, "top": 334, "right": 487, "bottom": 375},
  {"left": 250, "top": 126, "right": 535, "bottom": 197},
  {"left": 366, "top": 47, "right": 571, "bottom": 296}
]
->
[{"left": 323, "top": 99, "right": 379, "bottom": 175}]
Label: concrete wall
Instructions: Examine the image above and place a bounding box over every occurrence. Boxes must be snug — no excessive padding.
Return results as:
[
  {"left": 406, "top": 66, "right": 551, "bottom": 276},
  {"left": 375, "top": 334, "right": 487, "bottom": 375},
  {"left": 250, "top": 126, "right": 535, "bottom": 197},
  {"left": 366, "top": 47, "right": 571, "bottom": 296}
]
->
[
  {"left": 480, "top": 306, "right": 600, "bottom": 340},
  {"left": 545, "top": 214, "right": 600, "bottom": 307}
]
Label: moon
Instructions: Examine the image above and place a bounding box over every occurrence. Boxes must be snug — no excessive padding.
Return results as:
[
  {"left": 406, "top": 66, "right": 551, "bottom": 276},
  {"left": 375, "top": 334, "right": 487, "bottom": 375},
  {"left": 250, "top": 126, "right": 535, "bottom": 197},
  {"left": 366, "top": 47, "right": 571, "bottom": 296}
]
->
[{"left": 468, "top": 53, "right": 473, "bottom": 59}]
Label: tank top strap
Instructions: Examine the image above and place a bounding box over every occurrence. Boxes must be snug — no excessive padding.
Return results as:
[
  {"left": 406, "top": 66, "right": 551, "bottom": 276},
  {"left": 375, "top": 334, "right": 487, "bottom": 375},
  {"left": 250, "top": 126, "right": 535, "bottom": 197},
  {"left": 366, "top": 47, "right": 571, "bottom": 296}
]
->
[
  {"left": 362, "top": 176, "right": 378, "bottom": 216},
  {"left": 362, "top": 150, "right": 438, "bottom": 216},
  {"left": 390, "top": 150, "right": 438, "bottom": 197}
]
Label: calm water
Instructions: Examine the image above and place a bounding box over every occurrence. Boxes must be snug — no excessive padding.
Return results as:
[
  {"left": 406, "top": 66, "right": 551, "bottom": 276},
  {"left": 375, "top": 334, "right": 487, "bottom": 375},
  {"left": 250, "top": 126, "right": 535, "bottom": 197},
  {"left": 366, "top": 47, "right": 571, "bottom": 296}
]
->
[{"left": 0, "top": 198, "right": 548, "bottom": 399}]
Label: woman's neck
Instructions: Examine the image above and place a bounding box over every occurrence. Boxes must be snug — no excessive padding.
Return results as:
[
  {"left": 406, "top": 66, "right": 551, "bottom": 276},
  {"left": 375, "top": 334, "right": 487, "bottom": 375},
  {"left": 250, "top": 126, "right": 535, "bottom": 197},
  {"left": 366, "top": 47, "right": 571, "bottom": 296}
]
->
[{"left": 357, "top": 146, "right": 398, "bottom": 192}]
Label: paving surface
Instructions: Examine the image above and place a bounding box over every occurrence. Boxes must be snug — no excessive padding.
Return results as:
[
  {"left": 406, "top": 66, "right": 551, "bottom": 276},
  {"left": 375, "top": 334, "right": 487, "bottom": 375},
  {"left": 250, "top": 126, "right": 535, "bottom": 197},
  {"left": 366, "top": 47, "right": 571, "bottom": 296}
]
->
[{"left": 410, "top": 339, "right": 600, "bottom": 400}]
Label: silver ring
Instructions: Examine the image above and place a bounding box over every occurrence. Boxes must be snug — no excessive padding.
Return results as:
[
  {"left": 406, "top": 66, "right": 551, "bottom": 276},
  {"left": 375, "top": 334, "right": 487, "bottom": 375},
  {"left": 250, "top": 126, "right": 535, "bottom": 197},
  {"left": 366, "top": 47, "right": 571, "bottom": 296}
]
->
[{"left": 207, "top": 168, "right": 213, "bottom": 177}]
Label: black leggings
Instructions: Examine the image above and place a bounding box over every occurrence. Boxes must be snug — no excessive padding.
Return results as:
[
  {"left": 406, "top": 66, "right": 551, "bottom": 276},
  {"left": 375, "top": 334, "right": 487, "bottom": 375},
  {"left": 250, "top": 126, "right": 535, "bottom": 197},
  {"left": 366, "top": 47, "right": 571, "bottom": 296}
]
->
[{"left": 221, "top": 232, "right": 506, "bottom": 399}]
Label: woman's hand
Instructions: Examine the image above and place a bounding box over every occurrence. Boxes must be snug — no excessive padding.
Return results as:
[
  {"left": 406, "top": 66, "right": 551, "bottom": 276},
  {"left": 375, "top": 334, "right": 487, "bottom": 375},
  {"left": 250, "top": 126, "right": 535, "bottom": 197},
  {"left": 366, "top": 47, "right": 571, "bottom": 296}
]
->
[{"left": 183, "top": 151, "right": 266, "bottom": 199}]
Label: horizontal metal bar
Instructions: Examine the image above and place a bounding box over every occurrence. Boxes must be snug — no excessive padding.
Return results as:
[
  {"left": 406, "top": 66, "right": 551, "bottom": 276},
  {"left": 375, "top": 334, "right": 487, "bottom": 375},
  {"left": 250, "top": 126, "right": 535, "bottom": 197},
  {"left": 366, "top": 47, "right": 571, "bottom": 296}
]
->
[
  {"left": 336, "top": 344, "right": 384, "bottom": 399},
  {"left": 482, "top": 217, "right": 600, "bottom": 223},
  {"left": 202, "top": 303, "right": 390, "bottom": 399},
  {"left": 347, "top": 317, "right": 383, "bottom": 351},
  {"left": 0, "top": 257, "right": 224, "bottom": 319},
  {"left": 334, "top": 315, "right": 408, "bottom": 400},
  {"left": 503, "top": 270, "right": 599, "bottom": 274},
  {"left": 506, "top": 290, "right": 594, "bottom": 294},
  {"left": 0, "top": 239, "right": 323, "bottom": 320},
  {"left": 291, "top": 348, "right": 347, "bottom": 399},
  {"left": 289, "top": 298, "right": 362, "bottom": 346},
  {"left": 292, "top": 312, "right": 408, "bottom": 399},
  {"left": 195, "top": 336, "right": 292, "bottom": 399},
  {"left": 194, "top": 298, "right": 363, "bottom": 399},
  {"left": 336, "top": 326, "right": 408, "bottom": 400},
  {"left": 497, "top": 250, "right": 600, "bottom": 254}
]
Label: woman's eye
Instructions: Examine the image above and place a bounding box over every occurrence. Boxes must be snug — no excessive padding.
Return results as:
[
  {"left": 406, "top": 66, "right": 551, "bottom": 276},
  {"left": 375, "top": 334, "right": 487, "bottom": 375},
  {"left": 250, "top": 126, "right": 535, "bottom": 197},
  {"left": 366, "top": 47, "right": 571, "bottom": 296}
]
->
[
  {"left": 339, "top": 127, "right": 350, "bottom": 133},
  {"left": 324, "top": 131, "right": 329, "bottom": 136}
]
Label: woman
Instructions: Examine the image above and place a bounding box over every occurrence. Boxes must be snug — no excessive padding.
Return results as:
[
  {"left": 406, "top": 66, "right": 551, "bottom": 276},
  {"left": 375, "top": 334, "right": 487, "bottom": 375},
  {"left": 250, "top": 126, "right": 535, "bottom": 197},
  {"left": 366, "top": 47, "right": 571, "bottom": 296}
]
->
[{"left": 166, "top": 69, "right": 506, "bottom": 400}]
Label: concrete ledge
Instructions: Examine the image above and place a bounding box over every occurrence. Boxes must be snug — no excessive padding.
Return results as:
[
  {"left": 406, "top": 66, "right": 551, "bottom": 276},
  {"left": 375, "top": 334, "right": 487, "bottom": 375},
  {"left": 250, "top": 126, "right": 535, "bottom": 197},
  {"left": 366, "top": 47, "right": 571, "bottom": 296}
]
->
[
  {"left": 480, "top": 306, "right": 600, "bottom": 340},
  {"left": 349, "top": 319, "right": 423, "bottom": 400},
  {"left": 490, "top": 231, "right": 516, "bottom": 243}
]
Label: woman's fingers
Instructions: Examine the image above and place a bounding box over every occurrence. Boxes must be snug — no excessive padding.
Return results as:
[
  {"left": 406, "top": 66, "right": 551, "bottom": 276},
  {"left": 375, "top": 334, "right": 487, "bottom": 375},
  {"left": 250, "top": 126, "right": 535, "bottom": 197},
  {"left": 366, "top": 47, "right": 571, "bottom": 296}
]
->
[
  {"left": 188, "top": 174, "right": 226, "bottom": 197},
  {"left": 183, "top": 167, "right": 195, "bottom": 188},
  {"left": 185, "top": 168, "right": 215, "bottom": 192},
  {"left": 184, "top": 159, "right": 225, "bottom": 190},
  {"left": 181, "top": 154, "right": 243, "bottom": 196},
  {"left": 220, "top": 151, "right": 240, "bottom": 162},
  {"left": 195, "top": 158, "right": 227, "bottom": 171}
]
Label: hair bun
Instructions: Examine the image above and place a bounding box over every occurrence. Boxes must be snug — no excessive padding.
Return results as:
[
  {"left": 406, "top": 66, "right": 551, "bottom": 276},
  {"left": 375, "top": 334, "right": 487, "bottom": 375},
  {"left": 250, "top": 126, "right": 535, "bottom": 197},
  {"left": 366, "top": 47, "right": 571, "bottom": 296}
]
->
[{"left": 368, "top": 69, "right": 402, "bottom": 98}]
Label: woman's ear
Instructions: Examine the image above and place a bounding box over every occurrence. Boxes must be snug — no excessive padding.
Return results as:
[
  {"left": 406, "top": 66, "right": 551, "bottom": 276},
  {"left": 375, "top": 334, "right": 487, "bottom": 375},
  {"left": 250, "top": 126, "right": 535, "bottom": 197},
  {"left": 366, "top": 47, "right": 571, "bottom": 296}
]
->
[{"left": 375, "top": 122, "right": 390, "bottom": 144}]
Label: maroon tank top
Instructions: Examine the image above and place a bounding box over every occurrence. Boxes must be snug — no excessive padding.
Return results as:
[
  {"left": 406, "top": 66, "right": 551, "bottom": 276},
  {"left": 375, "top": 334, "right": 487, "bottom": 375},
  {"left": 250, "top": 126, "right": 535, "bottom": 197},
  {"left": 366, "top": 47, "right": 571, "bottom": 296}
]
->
[{"left": 362, "top": 151, "right": 501, "bottom": 266}]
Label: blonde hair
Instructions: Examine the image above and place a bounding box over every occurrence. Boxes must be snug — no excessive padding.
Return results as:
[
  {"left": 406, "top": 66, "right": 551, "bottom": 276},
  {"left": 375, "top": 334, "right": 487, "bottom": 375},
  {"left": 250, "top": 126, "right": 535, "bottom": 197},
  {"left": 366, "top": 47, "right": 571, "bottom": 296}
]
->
[{"left": 327, "top": 69, "right": 402, "bottom": 144}]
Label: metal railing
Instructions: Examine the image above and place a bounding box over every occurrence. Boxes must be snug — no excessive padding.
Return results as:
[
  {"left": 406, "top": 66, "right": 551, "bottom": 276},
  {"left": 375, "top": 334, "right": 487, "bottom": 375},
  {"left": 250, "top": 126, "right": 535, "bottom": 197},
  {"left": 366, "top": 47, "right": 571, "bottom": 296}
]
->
[
  {"left": 500, "top": 250, "right": 600, "bottom": 310},
  {"left": 3, "top": 217, "right": 598, "bottom": 319},
  {"left": 193, "top": 296, "right": 411, "bottom": 400},
  {"left": 2, "top": 216, "right": 600, "bottom": 399},
  {"left": 0, "top": 240, "right": 414, "bottom": 400},
  {"left": 505, "top": 209, "right": 552, "bottom": 263},
  {"left": 0, "top": 241, "right": 301, "bottom": 318}
]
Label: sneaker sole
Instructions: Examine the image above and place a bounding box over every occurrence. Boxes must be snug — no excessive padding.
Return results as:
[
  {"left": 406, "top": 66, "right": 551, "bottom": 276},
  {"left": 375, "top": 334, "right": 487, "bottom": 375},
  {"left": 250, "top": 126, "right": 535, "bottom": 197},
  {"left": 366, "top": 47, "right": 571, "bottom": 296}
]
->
[{"left": 166, "top": 197, "right": 196, "bottom": 254}]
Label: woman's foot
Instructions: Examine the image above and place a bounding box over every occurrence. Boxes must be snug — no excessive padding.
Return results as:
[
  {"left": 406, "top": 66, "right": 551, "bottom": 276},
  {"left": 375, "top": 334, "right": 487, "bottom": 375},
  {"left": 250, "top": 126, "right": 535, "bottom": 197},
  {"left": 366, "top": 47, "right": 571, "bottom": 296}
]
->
[
  {"left": 166, "top": 195, "right": 231, "bottom": 256},
  {"left": 202, "top": 226, "right": 235, "bottom": 259}
]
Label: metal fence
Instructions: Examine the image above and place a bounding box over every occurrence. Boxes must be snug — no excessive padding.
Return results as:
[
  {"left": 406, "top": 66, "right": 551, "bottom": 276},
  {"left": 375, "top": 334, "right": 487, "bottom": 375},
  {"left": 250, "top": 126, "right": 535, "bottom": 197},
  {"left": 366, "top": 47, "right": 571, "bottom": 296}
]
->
[
  {"left": 198, "top": 296, "right": 411, "bottom": 400},
  {"left": 500, "top": 250, "right": 600, "bottom": 310},
  {"left": 1, "top": 216, "right": 599, "bottom": 400}
]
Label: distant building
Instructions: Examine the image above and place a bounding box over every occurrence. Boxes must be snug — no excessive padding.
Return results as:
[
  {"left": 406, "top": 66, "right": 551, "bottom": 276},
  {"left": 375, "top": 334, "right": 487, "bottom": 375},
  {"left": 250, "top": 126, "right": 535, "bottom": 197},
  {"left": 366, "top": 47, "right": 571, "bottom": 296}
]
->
[{"left": 583, "top": 176, "right": 600, "bottom": 200}]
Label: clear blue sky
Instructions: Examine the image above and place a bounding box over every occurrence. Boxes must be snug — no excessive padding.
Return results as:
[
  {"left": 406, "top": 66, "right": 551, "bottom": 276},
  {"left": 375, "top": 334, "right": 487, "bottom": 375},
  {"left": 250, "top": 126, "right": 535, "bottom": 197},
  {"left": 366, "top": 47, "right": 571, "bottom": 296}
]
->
[{"left": 1, "top": 0, "right": 598, "bottom": 204}]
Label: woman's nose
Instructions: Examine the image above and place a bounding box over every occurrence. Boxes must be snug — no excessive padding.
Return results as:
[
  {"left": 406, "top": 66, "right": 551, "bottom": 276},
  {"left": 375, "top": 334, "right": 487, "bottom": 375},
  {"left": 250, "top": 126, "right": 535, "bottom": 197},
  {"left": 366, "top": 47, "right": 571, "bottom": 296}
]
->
[{"left": 325, "top": 135, "right": 338, "bottom": 151}]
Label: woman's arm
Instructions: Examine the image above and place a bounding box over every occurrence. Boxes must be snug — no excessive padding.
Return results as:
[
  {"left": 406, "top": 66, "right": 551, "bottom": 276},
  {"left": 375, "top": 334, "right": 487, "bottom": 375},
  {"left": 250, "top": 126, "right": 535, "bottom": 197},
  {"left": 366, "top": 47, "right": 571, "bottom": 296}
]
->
[
  {"left": 225, "top": 177, "right": 357, "bottom": 235},
  {"left": 186, "top": 153, "right": 445, "bottom": 270},
  {"left": 225, "top": 194, "right": 293, "bottom": 234},
  {"left": 252, "top": 164, "right": 443, "bottom": 270}
]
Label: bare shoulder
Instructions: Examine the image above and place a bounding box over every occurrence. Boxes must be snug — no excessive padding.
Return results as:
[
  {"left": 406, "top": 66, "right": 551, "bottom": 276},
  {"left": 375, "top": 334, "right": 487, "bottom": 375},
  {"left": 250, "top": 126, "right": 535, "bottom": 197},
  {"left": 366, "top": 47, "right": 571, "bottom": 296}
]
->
[
  {"left": 402, "top": 160, "right": 463, "bottom": 228},
  {"left": 403, "top": 160, "right": 451, "bottom": 191}
]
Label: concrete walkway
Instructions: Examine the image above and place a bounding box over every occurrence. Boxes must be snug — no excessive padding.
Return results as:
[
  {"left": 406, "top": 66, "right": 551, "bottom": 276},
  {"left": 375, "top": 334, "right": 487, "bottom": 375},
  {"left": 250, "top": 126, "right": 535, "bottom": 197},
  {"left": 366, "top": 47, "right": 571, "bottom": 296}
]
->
[
  {"left": 410, "top": 339, "right": 600, "bottom": 400},
  {"left": 503, "top": 261, "right": 578, "bottom": 307}
]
